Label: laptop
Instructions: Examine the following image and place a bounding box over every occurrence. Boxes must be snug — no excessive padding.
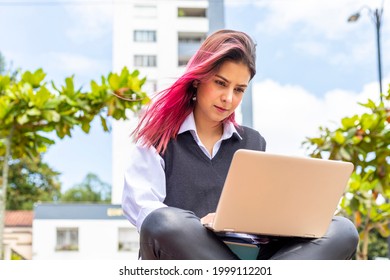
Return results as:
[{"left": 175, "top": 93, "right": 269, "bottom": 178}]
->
[{"left": 205, "top": 149, "right": 354, "bottom": 239}]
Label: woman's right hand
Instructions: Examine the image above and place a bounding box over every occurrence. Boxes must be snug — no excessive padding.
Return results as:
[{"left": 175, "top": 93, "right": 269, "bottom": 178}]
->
[{"left": 200, "top": 212, "right": 215, "bottom": 226}]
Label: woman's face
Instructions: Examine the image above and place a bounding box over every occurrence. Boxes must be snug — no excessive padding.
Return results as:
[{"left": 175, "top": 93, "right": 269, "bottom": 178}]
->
[{"left": 193, "top": 60, "right": 251, "bottom": 126}]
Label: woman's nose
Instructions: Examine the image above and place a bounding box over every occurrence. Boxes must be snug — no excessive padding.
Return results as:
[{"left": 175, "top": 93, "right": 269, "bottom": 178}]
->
[{"left": 222, "top": 88, "right": 233, "bottom": 103}]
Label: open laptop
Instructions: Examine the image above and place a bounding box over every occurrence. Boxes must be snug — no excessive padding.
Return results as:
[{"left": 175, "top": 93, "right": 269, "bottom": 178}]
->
[{"left": 205, "top": 149, "right": 354, "bottom": 239}]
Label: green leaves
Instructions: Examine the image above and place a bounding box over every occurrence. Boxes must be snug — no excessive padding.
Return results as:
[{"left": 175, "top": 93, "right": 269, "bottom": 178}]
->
[
  {"left": 21, "top": 69, "right": 46, "bottom": 89},
  {"left": 0, "top": 66, "right": 149, "bottom": 160},
  {"left": 304, "top": 89, "right": 390, "bottom": 259}
]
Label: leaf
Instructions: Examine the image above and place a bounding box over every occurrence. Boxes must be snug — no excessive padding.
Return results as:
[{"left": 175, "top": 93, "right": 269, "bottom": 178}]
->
[
  {"left": 100, "top": 115, "right": 109, "bottom": 132},
  {"left": 16, "top": 114, "right": 29, "bottom": 125},
  {"left": 43, "top": 99, "right": 61, "bottom": 109},
  {"left": 360, "top": 181, "right": 375, "bottom": 192},
  {"left": 339, "top": 147, "right": 352, "bottom": 161},
  {"left": 108, "top": 74, "right": 120, "bottom": 89},
  {"left": 130, "top": 69, "right": 139, "bottom": 77},
  {"left": 61, "top": 76, "right": 77, "bottom": 97},
  {"left": 352, "top": 136, "right": 363, "bottom": 144},
  {"left": 141, "top": 95, "right": 151, "bottom": 105},
  {"left": 22, "top": 68, "right": 46, "bottom": 88},
  {"left": 32, "top": 69, "right": 46, "bottom": 86},
  {"left": 358, "top": 99, "right": 377, "bottom": 110},
  {"left": 81, "top": 121, "right": 91, "bottom": 133},
  {"left": 361, "top": 113, "right": 379, "bottom": 130},
  {"left": 26, "top": 108, "right": 41, "bottom": 116},
  {"left": 0, "top": 98, "right": 11, "bottom": 119},
  {"left": 33, "top": 86, "right": 52, "bottom": 108},
  {"left": 341, "top": 115, "right": 358, "bottom": 129},
  {"left": 43, "top": 110, "right": 61, "bottom": 122},
  {"left": 333, "top": 131, "right": 345, "bottom": 144},
  {"left": 0, "top": 75, "right": 11, "bottom": 91}
]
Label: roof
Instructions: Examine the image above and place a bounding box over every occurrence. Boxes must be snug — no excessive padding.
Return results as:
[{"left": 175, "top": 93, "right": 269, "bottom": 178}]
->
[
  {"left": 34, "top": 203, "right": 126, "bottom": 220},
  {"left": 5, "top": 210, "right": 33, "bottom": 227}
]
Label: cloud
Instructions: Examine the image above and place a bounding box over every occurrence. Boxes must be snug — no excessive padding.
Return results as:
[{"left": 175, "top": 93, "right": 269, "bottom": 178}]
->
[
  {"left": 250, "top": 0, "right": 390, "bottom": 71},
  {"left": 38, "top": 52, "right": 111, "bottom": 87},
  {"left": 63, "top": 0, "right": 113, "bottom": 43},
  {"left": 254, "top": 0, "right": 382, "bottom": 39},
  {"left": 46, "top": 52, "right": 106, "bottom": 74},
  {"left": 251, "top": 77, "right": 385, "bottom": 156},
  {"left": 293, "top": 41, "right": 328, "bottom": 56}
]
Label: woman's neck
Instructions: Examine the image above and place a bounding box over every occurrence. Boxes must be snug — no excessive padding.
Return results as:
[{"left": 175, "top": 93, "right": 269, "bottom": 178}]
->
[{"left": 193, "top": 113, "right": 223, "bottom": 156}]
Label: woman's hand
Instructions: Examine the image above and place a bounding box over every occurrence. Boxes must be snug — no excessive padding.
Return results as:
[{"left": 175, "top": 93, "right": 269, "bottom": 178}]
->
[{"left": 200, "top": 212, "right": 215, "bottom": 225}]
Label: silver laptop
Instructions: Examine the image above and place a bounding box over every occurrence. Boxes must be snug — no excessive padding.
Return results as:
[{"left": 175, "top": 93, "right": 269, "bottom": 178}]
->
[{"left": 206, "top": 149, "right": 354, "bottom": 238}]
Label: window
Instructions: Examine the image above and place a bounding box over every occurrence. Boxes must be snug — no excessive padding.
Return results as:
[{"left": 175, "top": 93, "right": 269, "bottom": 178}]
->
[
  {"left": 178, "top": 32, "right": 206, "bottom": 67},
  {"left": 134, "top": 30, "right": 156, "bottom": 42},
  {"left": 118, "top": 227, "right": 139, "bottom": 252},
  {"left": 134, "top": 55, "right": 157, "bottom": 67},
  {"left": 178, "top": 7, "right": 207, "bottom": 18},
  {"left": 178, "top": 57, "right": 190, "bottom": 67},
  {"left": 56, "top": 228, "right": 78, "bottom": 251},
  {"left": 178, "top": 32, "right": 206, "bottom": 44},
  {"left": 133, "top": 4, "right": 157, "bottom": 18}
]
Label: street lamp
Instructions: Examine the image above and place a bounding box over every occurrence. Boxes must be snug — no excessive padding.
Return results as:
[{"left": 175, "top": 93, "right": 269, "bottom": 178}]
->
[
  {"left": 348, "top": 3, "right": 384, "bottom": 103},
  {"left": 348, "top": 1, "right": 389, "bottom": 260}
]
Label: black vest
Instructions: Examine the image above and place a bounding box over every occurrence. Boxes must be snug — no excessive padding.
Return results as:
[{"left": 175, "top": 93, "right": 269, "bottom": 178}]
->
[{"left": 162, "top": 126, "right": 266, "bottom": 218}]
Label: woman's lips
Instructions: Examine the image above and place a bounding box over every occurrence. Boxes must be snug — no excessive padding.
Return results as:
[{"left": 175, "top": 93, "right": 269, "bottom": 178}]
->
[{"left": 214, "top": 105, "right": 228, "bottom": 113}]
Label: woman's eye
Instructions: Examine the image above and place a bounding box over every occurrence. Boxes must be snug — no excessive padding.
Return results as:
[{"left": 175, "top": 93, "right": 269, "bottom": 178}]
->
[
  {"left": 215, "top": 80, "right": 226, "bottom": 86},
  {"left": 235, "top": 87, "right": 245, "bottom": 94}
]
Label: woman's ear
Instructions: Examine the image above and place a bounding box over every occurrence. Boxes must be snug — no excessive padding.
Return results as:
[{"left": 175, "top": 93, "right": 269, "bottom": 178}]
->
[{"left": 193, "top": 80, "right": 199, "bottom": 88}]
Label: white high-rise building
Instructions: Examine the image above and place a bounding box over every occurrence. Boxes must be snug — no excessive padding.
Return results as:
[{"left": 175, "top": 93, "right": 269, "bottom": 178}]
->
[{"left": 111, "top": 0, "right": 225, "bottom": 203}]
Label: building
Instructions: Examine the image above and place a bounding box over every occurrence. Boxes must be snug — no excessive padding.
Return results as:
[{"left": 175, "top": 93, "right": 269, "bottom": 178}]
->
[
  {"left": 111, "top": 0, "right": 225, "bottom": 203},
  {"left": 32, "top": 203, "right": 138, "bottom": 260},
  {"left": 3, "top": 210, "right": 33, "bottom": 260}
]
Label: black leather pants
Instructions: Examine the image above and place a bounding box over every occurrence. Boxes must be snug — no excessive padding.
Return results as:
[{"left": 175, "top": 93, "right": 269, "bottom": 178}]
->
[{"left": 139, "top": 207, "right": 359, "bottom": 260}]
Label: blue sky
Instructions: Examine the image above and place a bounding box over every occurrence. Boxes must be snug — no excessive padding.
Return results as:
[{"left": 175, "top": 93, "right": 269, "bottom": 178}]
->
[{"left": 1, "top": 0, "right": 389, "bottom": 192}]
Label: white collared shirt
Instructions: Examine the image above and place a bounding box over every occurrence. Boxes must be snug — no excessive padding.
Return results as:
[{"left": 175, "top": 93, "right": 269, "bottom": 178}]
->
[{"left": 122, "top": 112, "right": 242, "bottom": 232}]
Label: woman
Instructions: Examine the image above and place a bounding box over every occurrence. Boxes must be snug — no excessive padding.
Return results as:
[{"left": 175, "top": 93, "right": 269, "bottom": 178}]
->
[{"left": 122, "top": 29, "right": 359, "bottom": 260}]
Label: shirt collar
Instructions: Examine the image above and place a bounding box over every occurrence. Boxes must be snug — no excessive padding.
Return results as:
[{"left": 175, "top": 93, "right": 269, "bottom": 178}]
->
[{"left": 178, "top": 112, "right": 242, "bottom": 141}]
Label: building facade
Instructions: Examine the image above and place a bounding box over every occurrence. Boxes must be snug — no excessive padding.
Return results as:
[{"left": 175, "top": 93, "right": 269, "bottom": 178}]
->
[{"left": 32, "top": 203, "right": 139, "bottom": 260}]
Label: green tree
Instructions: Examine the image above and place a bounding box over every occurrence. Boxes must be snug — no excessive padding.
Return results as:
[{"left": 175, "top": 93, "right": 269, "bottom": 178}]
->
[
  {"left": 0, "top": 67, "right": 150, "bottom": 259},
  {"left": 6, "top": 155, "right": 61, "bottom": 210},
  {"left": 304, "top": 88, "right": 390, "bottom": 260},
  {"left": 61, "top": 173, "right": 111, "bottom": 203}
]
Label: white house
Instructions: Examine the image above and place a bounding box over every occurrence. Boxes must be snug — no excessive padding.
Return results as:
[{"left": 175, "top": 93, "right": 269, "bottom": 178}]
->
[{"left": 32, "top": 203, "right": 139, "bottom": 260}]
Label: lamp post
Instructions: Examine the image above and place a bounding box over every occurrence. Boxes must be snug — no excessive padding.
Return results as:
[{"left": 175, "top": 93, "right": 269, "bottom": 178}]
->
[
  {"left": 348, "top": 3, "right": 384, "bottom": 103},
  {"left": 348, "top": 2, "right": 389, "bottom": 260}
]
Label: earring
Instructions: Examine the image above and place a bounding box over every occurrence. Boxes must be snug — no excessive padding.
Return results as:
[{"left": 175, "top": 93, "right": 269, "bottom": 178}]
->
[{"left": 192, "top": 94, "right": 197, "bottom": 101}]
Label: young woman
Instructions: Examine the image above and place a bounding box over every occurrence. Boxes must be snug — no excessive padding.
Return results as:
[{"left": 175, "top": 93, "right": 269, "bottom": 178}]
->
[{"left": 122, "top": 29, "right": 359, "bottom": 260}]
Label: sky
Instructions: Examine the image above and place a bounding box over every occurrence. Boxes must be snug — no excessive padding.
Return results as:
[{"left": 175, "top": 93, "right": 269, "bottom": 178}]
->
[{"left": 0, "top": 0, "right": 389, "bottom": 192}]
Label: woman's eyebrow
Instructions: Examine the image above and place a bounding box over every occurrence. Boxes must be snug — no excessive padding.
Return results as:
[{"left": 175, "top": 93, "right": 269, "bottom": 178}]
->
[{"left": 215, "top": 74, "right": 248, "bottom": 87}]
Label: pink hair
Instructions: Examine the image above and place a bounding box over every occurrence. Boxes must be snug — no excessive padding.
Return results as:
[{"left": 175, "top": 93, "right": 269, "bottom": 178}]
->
[{"left": 133, "top": 29, "right": 257, "bottom": 154}]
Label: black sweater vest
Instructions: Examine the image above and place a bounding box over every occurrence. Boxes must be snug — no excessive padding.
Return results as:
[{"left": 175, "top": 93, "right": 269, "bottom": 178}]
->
[{"left": 162, "top": 126, "right": 266, "bottom": 218}]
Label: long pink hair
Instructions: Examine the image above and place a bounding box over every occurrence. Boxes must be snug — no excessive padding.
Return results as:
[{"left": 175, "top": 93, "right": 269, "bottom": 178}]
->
[{"left": 133, "top": 29, "right": 257, "bottom": 154}]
